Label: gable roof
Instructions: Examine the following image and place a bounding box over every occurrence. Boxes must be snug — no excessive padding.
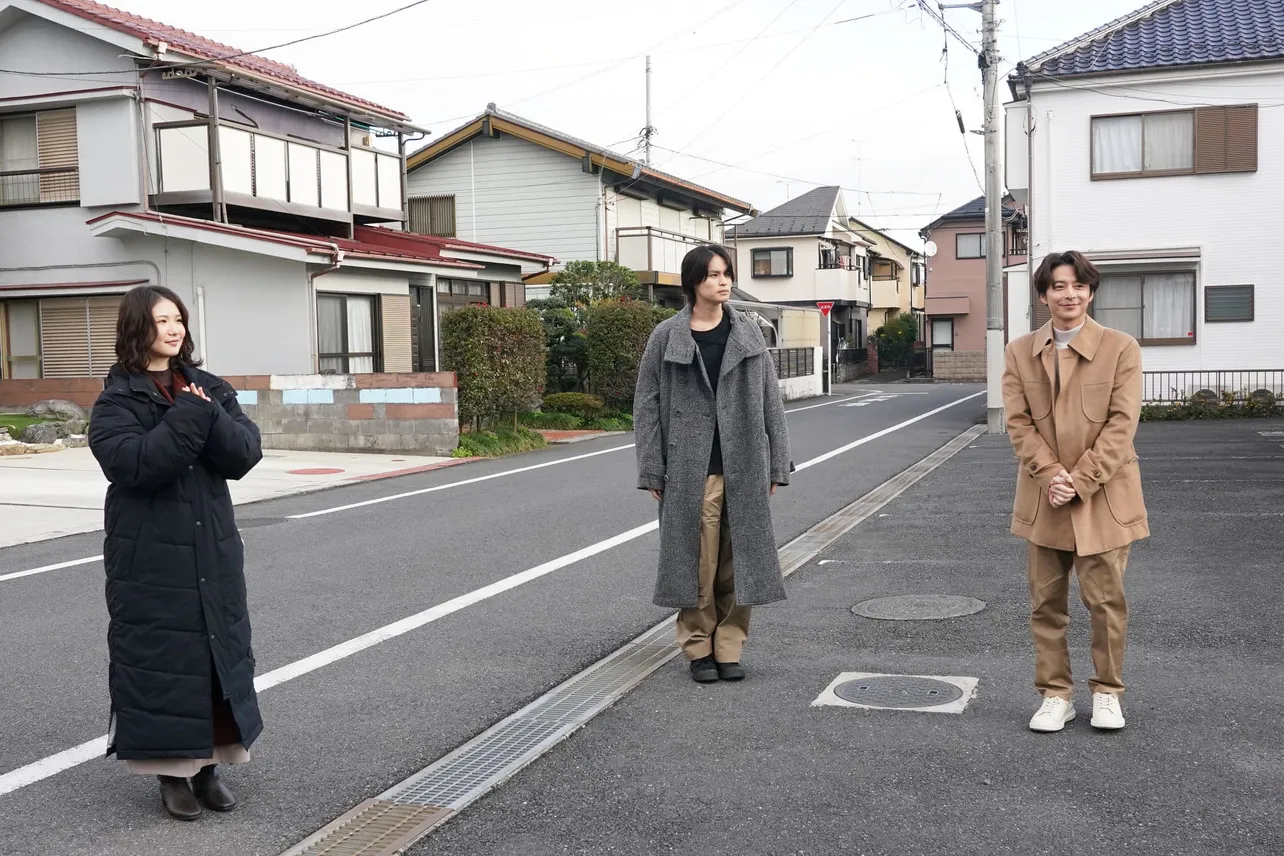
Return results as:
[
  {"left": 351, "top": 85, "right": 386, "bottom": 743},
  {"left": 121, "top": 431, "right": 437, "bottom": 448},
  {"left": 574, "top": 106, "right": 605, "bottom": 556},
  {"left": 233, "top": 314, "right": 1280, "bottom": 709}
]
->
[
  {"left": 725, "top": 186, "right": 841, "bottom": 238},
  {"left": 406, "top": 104, "right": 754, "bottom": 215},
  {"left": 919, "top": 194, "right": 1019, "bottom": 236},
  {"left": 1015, "top": 0, "right": 1284, "bottom": 83},
  {"left": 32, "top": 0, "right": 414, "bottom": 128},
  {"left": 848, "top": 217, "right": 920, "bottom": 257}
]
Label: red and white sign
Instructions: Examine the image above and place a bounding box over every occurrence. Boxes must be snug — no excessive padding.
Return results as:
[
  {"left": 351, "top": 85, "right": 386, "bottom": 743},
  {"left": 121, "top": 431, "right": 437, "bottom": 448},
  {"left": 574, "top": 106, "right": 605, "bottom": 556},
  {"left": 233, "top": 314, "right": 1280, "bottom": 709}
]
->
[{"left": 816, "top": 301, "right": 835, "bottom": 317}]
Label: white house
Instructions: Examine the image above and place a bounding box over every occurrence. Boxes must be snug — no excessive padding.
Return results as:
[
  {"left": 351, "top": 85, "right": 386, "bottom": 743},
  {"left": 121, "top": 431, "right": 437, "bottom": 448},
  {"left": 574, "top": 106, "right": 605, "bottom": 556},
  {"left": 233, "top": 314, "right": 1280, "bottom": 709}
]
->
[
  {"left": 0, "top": 0, "right": 550, "bottom": 408},
  {"left": 725, "top": 186, "right": 873, "bottom": 354},
  {"left": 404, "top": 105, "right": 755, "bottom": 307},
  {"left": 1005, "top": 0, "right": 1284, "bottom": 399}
]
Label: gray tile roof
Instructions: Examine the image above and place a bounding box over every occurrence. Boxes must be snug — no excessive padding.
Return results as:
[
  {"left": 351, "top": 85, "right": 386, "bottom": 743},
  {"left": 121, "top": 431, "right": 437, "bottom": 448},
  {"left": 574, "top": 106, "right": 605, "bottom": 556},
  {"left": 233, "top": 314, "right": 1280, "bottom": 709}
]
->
[
  {"left": 1019, "top": 0, "right": 1284, "bottom": 80},
  {"left": 919, "top": 195, "right": 1017, "bottom": 235},
  {"left": 725, "top": 186, "right": 840, "bottom": 238}
]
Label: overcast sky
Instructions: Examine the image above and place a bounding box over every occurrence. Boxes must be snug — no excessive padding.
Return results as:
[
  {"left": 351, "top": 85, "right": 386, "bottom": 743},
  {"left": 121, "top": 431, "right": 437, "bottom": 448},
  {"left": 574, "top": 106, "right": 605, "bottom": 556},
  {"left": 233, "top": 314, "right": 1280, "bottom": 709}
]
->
[{"left": 117, "top": 0, "right": 1148, "bottom": 243}]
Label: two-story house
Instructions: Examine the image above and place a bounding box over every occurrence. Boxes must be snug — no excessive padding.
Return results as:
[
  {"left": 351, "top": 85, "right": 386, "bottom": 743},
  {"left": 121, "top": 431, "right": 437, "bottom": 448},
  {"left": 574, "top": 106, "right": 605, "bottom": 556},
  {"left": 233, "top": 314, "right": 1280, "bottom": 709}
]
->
[
  {"left": 1006, "top": 0, "right": 1283, "bottom": 396},
  {"left": 919, "top": 195, "right": 1028, "bottom": 381},
  {"left": 849, "top": 217, "right": 927, "bottom": 334},
  {"left": 0, "top": 0, "right": 550, "bottom": 408},
  {"left": 404, "top": 104, "right": 754, "bottom": 307},
  {"left": 725, "top": 186, "right": 873, "bottom": 358}
]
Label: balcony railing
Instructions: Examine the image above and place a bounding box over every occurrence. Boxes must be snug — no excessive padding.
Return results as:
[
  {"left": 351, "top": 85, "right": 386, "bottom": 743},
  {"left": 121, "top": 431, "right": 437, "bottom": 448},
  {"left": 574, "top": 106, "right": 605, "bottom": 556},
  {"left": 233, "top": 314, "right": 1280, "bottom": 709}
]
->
[
  {"left": 617, "top": 226, "right": 709, "bottom": 274},
  {"left": 0, "top": 166, "right": 79, "bottom": 207}
]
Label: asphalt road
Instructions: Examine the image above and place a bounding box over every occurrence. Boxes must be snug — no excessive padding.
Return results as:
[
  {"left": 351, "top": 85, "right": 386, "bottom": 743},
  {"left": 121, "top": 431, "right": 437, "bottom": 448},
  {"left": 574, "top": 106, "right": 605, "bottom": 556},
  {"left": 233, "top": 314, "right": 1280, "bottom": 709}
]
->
[{"left": 0, "top": 381, "right": 986, "bottom": 856}]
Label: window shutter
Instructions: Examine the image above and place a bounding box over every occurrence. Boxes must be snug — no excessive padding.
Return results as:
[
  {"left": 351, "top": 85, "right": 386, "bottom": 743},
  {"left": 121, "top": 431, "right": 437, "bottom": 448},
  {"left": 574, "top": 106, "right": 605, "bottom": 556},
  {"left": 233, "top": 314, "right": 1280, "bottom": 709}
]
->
[
  {"left": 38, "top": 298, "right": 91, "bottom": 378},
  {"left": 1031, "top": 288, "right": 1051, "bottom": 331},
  {"left": 1205, "top": 285, "right": 1254, "bottom": 322},
  {"left": 1194, "top": 107, "right": 1227, "bottom": 173},
  {"left": 1224, "top": 105, "right": 1258, "bottom": 173},
  {"left": 37, "top": 110, "right": 79, "bottom": 203},
  {"left": 407, "top": 195, "right": 457, "bottom": 237},
  {"left": 88, "top": 296, "right": 120, "bottom": 377},
  {"left": 380, "top": 294, "right": 412, "bottom": 373}
]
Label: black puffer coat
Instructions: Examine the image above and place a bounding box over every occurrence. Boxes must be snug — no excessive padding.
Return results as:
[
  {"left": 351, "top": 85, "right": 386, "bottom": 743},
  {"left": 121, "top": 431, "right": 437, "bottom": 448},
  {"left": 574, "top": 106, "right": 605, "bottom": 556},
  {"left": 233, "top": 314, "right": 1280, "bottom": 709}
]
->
[{"left": 89, "top": 364, "right": 264, "bottom": 760}]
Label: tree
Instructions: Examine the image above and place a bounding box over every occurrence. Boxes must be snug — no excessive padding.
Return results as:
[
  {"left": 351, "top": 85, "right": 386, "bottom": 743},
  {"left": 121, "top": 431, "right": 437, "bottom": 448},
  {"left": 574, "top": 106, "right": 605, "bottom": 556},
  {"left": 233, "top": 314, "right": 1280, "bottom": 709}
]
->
[
  {"left": 527, "top": 296, "right": 589, "bottom": 393},
  {"left": 549, "top": 260, "right": 642, "bottom": 309},
  {"left": 874, "top": 312, "right": 920, "bottom": 369},
  {"left": 585, "top": 299, "right": 674, "bottom": 410}
]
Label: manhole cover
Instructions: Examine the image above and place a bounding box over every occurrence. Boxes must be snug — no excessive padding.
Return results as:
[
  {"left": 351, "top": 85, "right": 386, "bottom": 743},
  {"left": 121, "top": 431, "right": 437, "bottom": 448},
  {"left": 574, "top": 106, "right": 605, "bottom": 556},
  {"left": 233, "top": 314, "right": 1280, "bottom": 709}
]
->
[
  {"left": 833, "top": 675, "right": 964, "bottom": 708},
  {"left": 236, "top": 517, "right": 286, "bottom": 528},
  {"left": 852, "top": 594, "right": 986, "bottom": 620}
]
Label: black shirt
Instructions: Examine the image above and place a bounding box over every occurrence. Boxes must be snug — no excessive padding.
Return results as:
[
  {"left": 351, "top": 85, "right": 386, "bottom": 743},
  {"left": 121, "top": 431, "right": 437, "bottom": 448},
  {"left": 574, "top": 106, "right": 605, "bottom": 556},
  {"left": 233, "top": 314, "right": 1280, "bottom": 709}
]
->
[{"left": 691, "top": 312, "right": 732, "bottom": 476}]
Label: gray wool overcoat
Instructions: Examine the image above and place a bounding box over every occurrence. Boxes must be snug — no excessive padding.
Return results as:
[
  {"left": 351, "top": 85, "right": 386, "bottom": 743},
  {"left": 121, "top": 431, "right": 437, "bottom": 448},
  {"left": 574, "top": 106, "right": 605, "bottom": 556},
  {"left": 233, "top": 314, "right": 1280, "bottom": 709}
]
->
[{"left": 633, "top": 307, "right": 794, "bottom": 608}]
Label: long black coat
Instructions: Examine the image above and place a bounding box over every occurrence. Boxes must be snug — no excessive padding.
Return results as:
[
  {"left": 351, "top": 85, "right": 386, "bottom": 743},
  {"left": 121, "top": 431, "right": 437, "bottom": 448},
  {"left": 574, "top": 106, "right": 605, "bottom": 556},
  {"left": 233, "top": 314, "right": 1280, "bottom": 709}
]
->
[{"left": 89, "top": 364, "right": 264, "bottom": 760}]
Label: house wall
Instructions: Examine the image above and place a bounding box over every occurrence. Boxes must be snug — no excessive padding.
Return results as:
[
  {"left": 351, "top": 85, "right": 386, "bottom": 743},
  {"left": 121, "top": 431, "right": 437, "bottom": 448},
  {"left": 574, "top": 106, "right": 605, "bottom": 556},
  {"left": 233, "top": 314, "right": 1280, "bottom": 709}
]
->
[
  {"left": 729, "top": 236, "right": 870, "bottom": 305},
  {"left": 1009, "top": 65, "right": 1284, "bottom": 371},
  {"left": 0, "top": 12, "right": 137, "bottom": 102},
  {"left": 922, "top": 221, "right": 989, "bottom": 353},
  {"left": 406, "top": 134, "right": 600, "bottom": 262}
]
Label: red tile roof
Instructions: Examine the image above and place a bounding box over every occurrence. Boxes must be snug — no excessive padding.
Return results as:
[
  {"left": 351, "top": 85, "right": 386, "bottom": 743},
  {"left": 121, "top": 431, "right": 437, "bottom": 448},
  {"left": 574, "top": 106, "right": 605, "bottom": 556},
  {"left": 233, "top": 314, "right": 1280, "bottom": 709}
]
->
[
  {"left": 352, "top": 226, "right": 557, "bottom": 264},
  {"left": 39, "top": 0, "right": 409, "bottom": 122}
]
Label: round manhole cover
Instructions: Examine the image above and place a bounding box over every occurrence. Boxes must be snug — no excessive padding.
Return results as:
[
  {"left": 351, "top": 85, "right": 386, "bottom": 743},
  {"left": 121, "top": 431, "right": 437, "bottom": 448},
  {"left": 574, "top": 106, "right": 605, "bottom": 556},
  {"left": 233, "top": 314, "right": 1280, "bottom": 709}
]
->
[
  {"left": 833, "top": 676, "right": 964, "bottom": 708},
  {"left": 852, "top": 595, "right": 986, "bottom": 621},
  {"left": 236, "top": 517, "right": 286, "bottom": 529}
]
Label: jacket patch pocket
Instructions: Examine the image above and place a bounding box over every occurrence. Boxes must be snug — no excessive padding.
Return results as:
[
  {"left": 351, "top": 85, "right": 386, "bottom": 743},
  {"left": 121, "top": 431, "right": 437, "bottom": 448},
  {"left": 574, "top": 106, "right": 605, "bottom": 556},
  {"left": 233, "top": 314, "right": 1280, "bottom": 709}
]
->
[
  {"left": 1082, "top": 381, "right": 1112, "bottom": 423},
  {"left": 1013, "top": 469, "right": 1041, "bottom": 525},
  {"left": 1023, "top": 381, "right": 1052, "bottom": 420},
  {"left": 1103, "top": 460, "right": 1146, "bottom": 526}
]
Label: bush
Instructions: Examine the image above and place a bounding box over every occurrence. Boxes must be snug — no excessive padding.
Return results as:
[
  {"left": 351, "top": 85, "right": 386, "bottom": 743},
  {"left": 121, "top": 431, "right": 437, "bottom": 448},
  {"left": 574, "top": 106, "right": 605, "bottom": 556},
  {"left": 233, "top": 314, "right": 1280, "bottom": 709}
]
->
[
  {"left": 519, "top": 411, "right": 582, "bottom": 431},
  {"left": 582, "top": 414, "right": 634, "bottom": 432},
  {"left": 543, "top": 392, "right": 606, "bottom": 420},
  {"left": 1141, "top": 391, "right": 1283, "bottom": 421},
  {"left": 441, "top": 306, "right": 547, "bottom": 430},
  {"left": 528, "top": 297, "right": 589, "bottom": 394},
  {"left": 454, "top": 426, "right": 548, "bottom": 458},
  {"left": 874, "top": 313, "right": 920, "bottom": 369},
  {"left": 586, "top": 299, "right": 667, "bottom": 410}
]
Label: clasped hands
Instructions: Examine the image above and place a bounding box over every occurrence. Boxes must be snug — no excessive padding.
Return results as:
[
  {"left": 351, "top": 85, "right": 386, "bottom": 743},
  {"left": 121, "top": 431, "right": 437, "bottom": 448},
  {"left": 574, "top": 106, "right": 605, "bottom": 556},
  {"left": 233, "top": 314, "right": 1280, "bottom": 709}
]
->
[{"left": 1048, "top": 469, "right": 1076, "bottom": 508}]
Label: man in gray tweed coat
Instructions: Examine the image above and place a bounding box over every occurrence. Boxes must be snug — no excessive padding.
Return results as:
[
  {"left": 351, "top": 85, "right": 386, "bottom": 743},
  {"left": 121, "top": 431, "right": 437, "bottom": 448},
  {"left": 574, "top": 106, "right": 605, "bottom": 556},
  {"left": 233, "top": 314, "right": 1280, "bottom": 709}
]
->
[{"left": 634, "top": 244, "right": 794, "bottom": 683}]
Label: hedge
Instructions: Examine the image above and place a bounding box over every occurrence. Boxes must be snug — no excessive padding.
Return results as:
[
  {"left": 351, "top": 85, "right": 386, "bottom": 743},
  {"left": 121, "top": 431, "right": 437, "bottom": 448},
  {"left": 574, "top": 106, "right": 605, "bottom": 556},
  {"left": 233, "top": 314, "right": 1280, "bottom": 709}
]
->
[
  {"left": 585, "top": 299, "right": 674, "bottom": 410},
  {"left": 441, "top": 306, "right": 547, "bottom": 429},
  {"left": 542, "top": 392, "right": 605, "bottom": 420}
]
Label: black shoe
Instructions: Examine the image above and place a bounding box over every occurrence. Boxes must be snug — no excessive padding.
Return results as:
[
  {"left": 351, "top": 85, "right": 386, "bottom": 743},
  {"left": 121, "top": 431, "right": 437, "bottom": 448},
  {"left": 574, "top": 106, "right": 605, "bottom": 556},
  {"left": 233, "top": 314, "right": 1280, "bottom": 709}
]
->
[
  {"left": 716, "top": 661, "right": 747, "bottom": 681},
  {"left": 158, "top": 776, "right": 202, "bottom": 821},
  {"left": 689, "top": 655, "right": 719, "bottom": 683},
  {"left": 191, "top": 765, "right": 237, "bottom": 812}
]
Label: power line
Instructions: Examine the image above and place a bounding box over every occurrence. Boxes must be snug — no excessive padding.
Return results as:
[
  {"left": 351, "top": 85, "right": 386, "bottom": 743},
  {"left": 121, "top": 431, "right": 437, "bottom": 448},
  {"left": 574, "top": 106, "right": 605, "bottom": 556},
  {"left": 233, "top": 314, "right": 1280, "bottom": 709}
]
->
[
  {"left": 0, "top": 0, "right": 438, "bottom": 78},
  {"left": 650, "top": 145, "right": 942, "bottom": 196}
]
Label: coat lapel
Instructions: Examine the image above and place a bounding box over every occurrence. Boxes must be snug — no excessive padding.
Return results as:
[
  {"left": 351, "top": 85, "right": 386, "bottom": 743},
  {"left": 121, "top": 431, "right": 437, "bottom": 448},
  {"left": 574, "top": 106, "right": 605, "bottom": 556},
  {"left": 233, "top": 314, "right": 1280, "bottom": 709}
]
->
[
  {"left": 720, "top": 310, "right": 767, "bottom": 380},
  {"left": 1031, "top": 321, "right": 1055, "bottom": 385}
]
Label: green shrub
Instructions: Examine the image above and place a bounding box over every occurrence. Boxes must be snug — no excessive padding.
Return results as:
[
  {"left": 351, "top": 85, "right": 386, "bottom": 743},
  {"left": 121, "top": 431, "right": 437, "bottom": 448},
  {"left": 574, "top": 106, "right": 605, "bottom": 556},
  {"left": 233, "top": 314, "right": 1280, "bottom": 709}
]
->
[
  {"left": 519, "top": 411, "right": 582, "bottom": 430},
  {"left": 1141, "top": 391, "right": 1283, "bottom": 421},
  {"left": 586, "top": 299, "right": 666, "bottom": 410},
  {"left": 441, "top": 306, "right": 547, "bottom": 430},
  {"left": 582, "top": 414, "right": 634, "bottom": 432},
  {"left": 542, "top": 392, "right": 605, "bottom": 420},
  {"left": 453, "top": 426, "right": 548, "bottom": 458},
  {"left": 528, "top": 297, "right": 589, "bottom": 394}
]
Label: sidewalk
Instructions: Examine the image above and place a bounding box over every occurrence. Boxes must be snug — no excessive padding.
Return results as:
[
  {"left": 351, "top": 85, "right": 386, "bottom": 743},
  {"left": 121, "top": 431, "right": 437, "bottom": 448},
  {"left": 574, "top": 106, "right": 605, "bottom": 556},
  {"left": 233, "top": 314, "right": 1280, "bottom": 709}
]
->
[
  {"left": 0, "top": 447, "right": 463, "bottom": 549},
  {"left": 415, "top": 418, "right": 1284, "bottom": 856}
]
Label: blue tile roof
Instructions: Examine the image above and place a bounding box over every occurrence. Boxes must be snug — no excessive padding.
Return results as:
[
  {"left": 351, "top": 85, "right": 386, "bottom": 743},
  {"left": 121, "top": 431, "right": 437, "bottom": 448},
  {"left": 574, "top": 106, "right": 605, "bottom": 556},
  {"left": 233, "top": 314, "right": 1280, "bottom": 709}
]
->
[{"left": 1020, "top": 0, "right": 1284, "bottom": 79}]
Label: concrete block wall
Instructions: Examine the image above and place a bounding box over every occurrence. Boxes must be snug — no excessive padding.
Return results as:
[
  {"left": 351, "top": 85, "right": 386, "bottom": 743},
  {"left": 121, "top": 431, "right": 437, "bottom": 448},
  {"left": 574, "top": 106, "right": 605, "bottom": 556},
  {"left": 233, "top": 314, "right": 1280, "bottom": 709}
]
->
[
  {"left": 932, "top": 349, "right": 985, "bottom": 382},
  {"left": 226, "top": 372, "right": 459, "bottom": 456}
]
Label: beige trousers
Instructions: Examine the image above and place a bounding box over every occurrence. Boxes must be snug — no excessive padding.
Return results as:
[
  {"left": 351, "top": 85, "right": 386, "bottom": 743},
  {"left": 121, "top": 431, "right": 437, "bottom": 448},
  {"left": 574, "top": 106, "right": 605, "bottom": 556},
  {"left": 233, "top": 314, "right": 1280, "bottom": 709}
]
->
[
  {"left": 676, "top": 475, "right": 751, "bottom": 662},
  {"left": 1028, "top": 542, "right": 1130, "bottom": 699}
]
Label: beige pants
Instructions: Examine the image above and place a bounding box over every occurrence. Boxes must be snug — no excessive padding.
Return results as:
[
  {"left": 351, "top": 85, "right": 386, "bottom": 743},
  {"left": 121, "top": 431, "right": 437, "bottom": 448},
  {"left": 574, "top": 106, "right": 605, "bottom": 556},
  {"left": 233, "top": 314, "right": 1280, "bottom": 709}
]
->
[
  {"left": 1028, "top": 543, "right": 1130, "bottom": 699},
  {"left": 676, "top": 475, "right": 751, "bottom": 662}
]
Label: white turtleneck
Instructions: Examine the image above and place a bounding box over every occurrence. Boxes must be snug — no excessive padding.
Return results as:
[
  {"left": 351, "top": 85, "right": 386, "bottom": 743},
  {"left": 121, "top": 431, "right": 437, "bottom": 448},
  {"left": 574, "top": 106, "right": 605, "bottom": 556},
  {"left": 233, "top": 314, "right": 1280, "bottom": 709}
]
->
[{"left": 1053, "top": 323, "right": 1084, "bottom": 350}]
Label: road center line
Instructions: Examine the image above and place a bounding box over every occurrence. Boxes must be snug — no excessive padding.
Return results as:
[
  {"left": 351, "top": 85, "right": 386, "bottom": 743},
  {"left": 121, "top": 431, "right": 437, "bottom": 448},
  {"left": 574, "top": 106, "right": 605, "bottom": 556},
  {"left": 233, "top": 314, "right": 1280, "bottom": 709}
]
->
[{"left": 0, "top": 391, "right": 984, "bottom": 797}]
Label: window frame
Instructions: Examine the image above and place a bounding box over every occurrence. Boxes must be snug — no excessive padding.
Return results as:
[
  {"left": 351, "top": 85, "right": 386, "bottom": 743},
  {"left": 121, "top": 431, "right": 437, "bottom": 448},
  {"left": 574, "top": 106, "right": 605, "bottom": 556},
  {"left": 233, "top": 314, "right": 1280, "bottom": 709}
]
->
[
  {"left": 316, "top": 292, "right": 382, "bottom": 374},
  {"left": 0, "top": 109, "right": 80, "bottom": 209},
  {"left": 1093, "top": 270, "right": 1198, "bottom": 346},
  {"left": 1090, "top": 105, "right": 1258, "bottom": 180},
  {"left": 930, "top": 317, "right": 955, "bottom": 351},
  {"left": 1204, "top": 284, "right": 1254, "bottom": 323},
  {"left": 955, "top": 233, "right": 987, "bottom": 260},
  {"left": 751, "top": 247, "right": 793, "bottom": 278}
]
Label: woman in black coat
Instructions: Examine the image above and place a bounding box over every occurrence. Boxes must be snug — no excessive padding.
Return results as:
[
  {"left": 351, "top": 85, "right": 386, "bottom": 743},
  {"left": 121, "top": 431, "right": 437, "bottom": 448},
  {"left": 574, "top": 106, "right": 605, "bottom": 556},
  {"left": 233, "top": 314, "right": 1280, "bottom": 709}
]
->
[{"left": 88, "top": 285, "right": 264, "bottom": 821}]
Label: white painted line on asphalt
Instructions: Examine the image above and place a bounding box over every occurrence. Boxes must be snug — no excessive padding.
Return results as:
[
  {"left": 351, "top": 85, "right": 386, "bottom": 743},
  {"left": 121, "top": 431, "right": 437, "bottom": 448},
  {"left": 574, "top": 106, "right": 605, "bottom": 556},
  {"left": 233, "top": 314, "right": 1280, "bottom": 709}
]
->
[
  {"left": 0, "top": 555, "right": 102, "bottom": 583},
  {"left": 783, "top": 393, "right": 872, "bottom": 412},
  {"left": 795, "top": 391, "right": 985, "bottom": 472},
  {"left": 0, "top": 393, "right": 986, "bottom": 797}
]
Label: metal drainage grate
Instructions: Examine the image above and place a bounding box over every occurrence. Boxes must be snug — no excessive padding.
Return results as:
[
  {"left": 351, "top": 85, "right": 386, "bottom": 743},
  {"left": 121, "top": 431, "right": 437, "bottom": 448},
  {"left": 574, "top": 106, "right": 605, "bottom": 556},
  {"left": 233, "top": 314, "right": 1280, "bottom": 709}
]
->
[
  {"left": 295, "top": 800, "right": 451, "bottom": 856},
  {"left": 852, "top": 595, "right": 986, "bottom": 621},
  {"left": 236, "top": 517, "right": 287, "bottom": 529},
  {"left": 833, "top": 675, "right": 964, "bottom": 709}
]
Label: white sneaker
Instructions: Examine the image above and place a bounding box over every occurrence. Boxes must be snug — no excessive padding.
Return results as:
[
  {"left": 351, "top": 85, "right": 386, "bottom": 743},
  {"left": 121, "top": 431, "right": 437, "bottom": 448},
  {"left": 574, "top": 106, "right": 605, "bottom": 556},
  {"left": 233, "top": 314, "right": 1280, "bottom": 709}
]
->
[
  {"left": 1091, "top": 692, "right": 1126, "bottom": 730},
  {"left": 1029, "top": 695, "right": 1076, "bottom": 732}
]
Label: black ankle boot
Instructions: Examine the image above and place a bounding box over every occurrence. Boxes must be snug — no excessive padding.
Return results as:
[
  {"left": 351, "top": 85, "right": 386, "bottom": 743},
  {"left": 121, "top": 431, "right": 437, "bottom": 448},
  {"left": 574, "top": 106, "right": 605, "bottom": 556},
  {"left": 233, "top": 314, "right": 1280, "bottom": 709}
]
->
[
  {"left": 191, "top": 765, "right": 237, "bottom": 811},
  {"left": 158, "top": 775, "right": 201, "bottom": 821}
]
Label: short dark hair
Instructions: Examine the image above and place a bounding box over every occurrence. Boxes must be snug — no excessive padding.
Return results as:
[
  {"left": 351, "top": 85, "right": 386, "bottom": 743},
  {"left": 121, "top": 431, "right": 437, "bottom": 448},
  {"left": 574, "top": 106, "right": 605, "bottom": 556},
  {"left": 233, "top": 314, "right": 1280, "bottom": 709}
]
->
[
  {"left": 1034, "top": 251, "right": 1100, "bottom": 296},
  {"left": 680, "top": 244, "right": 736, "bottom": 306},
  {"left": 115, "top": 285, "right": 202, "bottom": 374}
]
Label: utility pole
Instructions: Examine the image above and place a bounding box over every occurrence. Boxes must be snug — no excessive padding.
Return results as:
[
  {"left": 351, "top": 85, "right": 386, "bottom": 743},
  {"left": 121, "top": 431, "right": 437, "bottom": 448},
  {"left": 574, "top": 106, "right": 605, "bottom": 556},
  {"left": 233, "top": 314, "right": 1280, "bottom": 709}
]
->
[
  {"left": 938, "top": 0, "right": 1005, "bottom": 433},
  {"left": 643, "top": 55, "right": 655, "bottom": 165}
]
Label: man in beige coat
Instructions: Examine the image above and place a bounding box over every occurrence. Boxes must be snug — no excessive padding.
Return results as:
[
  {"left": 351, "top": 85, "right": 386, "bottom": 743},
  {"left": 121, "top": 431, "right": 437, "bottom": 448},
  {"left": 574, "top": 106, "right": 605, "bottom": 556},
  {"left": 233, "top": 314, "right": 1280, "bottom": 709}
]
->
[{"left": 1001, "top": 251, "right": 1149, "bottom": 733}]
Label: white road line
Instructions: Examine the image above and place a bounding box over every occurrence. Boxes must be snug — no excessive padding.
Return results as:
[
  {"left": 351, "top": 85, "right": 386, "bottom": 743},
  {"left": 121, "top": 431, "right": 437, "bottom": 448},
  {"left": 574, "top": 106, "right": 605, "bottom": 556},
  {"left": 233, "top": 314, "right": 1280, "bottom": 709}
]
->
[
  {"left": 0, "top": 555, "right": 103, "bottom": 584},
  {"left": 0, "top": 390, "right": 968, "bottom": 580},
  {"left": 0, "top": 391, "right": 985, "bottom": 797}
]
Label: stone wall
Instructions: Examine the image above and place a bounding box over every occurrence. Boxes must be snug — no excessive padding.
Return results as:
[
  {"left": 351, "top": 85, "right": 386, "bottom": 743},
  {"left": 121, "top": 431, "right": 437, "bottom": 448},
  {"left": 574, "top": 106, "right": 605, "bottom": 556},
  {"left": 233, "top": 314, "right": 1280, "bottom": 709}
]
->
[
  {"left": 932, "top": 349, "right": 986, "bottom": 382},
  {"left": 227, "top": 372, "right": 459, "bottom": 455}
]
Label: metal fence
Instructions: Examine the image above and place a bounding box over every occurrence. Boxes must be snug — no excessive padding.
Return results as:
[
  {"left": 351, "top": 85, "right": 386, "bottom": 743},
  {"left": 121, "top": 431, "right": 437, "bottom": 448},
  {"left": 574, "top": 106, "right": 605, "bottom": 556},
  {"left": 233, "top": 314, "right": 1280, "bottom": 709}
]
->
[
  {"left": 1142, "top": 370, "right": 1284, "bottom": 404},
  {"left": 770, "top": 347, "right": 815, "bottom": 380},
  {"left": 0, "top": 167, "right": 79, "bottom": 207},
  {"left": 833, "top": 348, "right": 867, "bottom": 383}
]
